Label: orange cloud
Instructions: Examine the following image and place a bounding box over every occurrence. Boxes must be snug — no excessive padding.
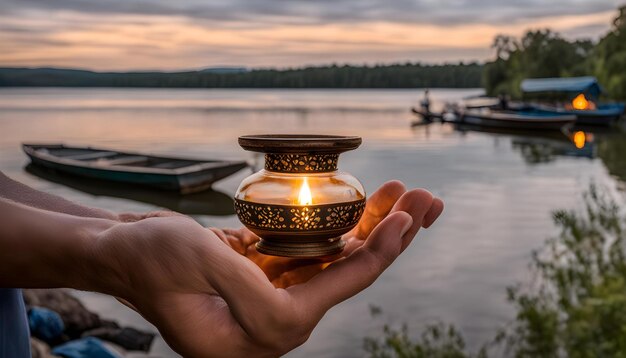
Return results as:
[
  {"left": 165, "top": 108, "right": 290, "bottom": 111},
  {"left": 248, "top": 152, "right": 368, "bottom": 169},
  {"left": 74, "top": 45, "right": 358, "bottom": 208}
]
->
[{"left": 0, "top": 10, "right": 615, "bottom": 70}]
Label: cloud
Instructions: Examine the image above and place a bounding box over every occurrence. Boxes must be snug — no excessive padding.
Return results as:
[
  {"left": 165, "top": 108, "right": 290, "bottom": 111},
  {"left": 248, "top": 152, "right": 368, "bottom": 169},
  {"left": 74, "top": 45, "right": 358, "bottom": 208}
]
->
[
  {"left": 1, "top": 0, "right": 623, "bottom": 27},
  {"left": 0, "top": 0, "right": 621, "bottom": 70}
]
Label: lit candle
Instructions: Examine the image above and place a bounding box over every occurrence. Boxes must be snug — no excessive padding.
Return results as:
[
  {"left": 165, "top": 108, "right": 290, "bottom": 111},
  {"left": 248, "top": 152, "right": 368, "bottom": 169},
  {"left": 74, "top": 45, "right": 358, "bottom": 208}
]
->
[
  {"left": 298, "top": 177, "right": 313, "bottom": 205},
  {"left": 234, "top": 134, "right": 366, "bottom": 257}
]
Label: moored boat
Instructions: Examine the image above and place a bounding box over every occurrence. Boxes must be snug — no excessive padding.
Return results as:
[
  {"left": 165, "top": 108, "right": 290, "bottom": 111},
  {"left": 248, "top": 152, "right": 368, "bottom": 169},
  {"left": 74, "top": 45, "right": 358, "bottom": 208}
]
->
[
  {"left": 520, "top": 77, "right": 625, "bottom": 126},
  {"left": 460, "top": 109, "right": 576, "bottom": 130},
  {"left": 411, "top": 106, "right": 443, "bottom": 119},
  {"left": 23, "top": 144, "right": 248, "bottom": 194},
  {"left": 531, "top": 103, "right": 624, "bottom": 126}
]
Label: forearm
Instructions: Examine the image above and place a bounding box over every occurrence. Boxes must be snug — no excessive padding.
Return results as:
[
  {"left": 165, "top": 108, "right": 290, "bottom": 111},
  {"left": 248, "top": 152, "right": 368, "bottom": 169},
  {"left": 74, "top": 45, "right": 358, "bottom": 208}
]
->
[
  {"left": 0, "top": 198, "right": 115, "bottom": 292},
  {"left": 0, "top": 171, "right": 117, "bottom": 220}
]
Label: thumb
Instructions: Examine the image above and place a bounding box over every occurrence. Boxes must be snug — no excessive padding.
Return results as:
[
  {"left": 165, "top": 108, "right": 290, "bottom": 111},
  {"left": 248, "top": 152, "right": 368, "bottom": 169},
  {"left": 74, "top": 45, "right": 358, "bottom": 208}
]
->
[{"left": 362, "top": 211, "right": 413, "bottom": 268}]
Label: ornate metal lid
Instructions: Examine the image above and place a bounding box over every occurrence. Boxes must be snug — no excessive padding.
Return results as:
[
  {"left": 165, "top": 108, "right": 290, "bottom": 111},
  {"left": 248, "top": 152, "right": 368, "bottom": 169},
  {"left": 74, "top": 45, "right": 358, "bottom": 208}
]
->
[
  {"left": 238, "top": 135, "right": 361, "bottom": 154},
  {"left": 239, "top": 134, "right": 362, "bottom": 173}
]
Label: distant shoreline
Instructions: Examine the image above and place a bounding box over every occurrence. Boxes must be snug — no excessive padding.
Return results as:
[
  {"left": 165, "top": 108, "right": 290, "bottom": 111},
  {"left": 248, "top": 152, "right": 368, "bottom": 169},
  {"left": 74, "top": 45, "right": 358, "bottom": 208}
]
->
[{"left": 0, "top": 63, "right": 483, "bottom": 89}]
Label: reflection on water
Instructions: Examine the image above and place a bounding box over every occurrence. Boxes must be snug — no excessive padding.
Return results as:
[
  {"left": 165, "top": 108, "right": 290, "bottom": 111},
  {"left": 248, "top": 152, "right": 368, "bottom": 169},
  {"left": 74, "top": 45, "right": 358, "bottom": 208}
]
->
[
  {"left": 24, "top": 164, "right": 236, "bottom": 216},
  {"left": 597, "top": 127, "right": 626, "bottom": 189},
  {"left": 453, "top": 123, "right": 597, "bottom": 164},
  {"left": 0, "top": 88, "right": 624, "bottom": 358}
]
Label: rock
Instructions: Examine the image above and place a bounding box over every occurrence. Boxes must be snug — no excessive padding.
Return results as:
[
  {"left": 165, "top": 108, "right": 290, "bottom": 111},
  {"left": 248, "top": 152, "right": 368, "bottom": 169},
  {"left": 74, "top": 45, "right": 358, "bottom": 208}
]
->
[
  {"left": 30, "top": 338, "right": 59, "bottom": 358},
  {"left": 23, "top": 289, "right": 102, "bottom": 339}
]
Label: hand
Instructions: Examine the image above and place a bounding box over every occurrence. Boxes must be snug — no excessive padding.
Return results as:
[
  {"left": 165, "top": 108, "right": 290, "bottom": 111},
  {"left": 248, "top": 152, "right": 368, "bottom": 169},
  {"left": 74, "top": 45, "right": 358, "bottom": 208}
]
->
[
  {"left": 89, "top": 181, "right": 443, "bottom": 357},
  {"left": 211, "top": 180, "right": 444, "bottom": 288}
]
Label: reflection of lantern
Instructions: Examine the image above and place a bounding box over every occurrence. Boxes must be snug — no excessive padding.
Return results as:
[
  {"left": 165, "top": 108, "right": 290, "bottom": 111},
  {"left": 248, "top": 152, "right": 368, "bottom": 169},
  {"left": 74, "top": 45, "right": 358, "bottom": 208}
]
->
[
  {"left": 572, "top": 94, "right": 590, "bottom": 110},
  {"left": 573, "top": 131, "right": 586, "bottom": 149},
  {"left": 235, "top": 135, "right": 366, "bottom": 258}
]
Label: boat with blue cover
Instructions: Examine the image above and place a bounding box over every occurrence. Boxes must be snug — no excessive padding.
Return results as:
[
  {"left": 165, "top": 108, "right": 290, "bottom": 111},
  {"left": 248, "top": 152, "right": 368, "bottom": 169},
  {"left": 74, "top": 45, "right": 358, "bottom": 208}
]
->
[{"left": 520, "top": 77, "right": 625, "bottom": 126}]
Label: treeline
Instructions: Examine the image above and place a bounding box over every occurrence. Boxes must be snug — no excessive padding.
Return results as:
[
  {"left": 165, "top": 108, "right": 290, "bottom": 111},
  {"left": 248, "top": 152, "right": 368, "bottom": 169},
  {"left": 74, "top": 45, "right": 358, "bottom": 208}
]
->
[
  {"left": 0, "top": 63, "right": 483, "bottom": 88},
  {"left": 484, "top": 6, "right": 626, "bottom": 99}
]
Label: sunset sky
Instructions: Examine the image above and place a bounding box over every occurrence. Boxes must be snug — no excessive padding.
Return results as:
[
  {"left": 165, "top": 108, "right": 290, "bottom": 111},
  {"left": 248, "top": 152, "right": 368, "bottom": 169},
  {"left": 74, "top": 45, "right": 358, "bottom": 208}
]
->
[{"left": 0, "top": 0, "right": 623, "bottom": 71}]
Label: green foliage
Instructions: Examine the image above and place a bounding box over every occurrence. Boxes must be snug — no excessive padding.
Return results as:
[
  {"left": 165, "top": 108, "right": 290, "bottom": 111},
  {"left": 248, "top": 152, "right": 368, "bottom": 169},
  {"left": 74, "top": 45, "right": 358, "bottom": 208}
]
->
[
  {"left": 0, "top": 62, "right": 483, "bottom": 88},
  {"left": 364, "top": 322, "right": 487, "bottom": 358},
  {"left": 365, "top": 185, "right": 626, "bottom": 357},
  {"left": 484, "top": 6, "right": 626, "bottom": 100},
  {"left": 597, "top": 129, "right": 626, "bottom": 188},
  {"left": 501, "top": 185, "right": 626, "bottom": 357},
  {"left": 483, "top": 30, "right": 592, "bottom": 98},
  {"left": 590, "top": 6, "right": 626, "bottom": 99}
]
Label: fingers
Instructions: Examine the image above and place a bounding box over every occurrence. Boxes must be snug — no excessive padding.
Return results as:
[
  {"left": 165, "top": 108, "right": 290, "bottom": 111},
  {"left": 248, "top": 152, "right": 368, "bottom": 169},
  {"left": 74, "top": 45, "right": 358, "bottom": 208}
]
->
[
  {"left": 352, "top": 180, "right": 406, "bottom": 240},
  {"left": 343, "top": 189, "right": 443, "bottom": 256},
  {"left": 289, "top": 211, "right": 413, "bottom": 317},
  {"left": 387, "top": 189, "right": 437, "bottom": 252},
  {"left": 222, "top": 227, "right": 259, "bottom": 250},
  {"left": 423, "top": 198, "right": 444, "bottom": 228}
]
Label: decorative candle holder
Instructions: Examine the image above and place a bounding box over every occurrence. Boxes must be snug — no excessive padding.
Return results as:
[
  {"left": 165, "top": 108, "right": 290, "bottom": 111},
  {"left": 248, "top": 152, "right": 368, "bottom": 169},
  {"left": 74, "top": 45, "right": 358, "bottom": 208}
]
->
[{"left": 234, "top": 135, "right": 366, "bottom": 258}]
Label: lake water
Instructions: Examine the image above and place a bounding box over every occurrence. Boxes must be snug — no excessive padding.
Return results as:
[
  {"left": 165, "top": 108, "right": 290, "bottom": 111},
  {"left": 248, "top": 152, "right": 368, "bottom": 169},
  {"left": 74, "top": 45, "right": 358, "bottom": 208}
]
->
[{"left": 0, "top": 88, "right": 624, "bottom": 357}]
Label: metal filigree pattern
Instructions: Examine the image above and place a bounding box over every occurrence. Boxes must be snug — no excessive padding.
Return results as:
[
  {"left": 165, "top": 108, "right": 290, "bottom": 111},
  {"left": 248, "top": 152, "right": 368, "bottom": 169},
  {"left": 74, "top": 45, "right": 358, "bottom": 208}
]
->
[
  {"left": 234, "top": 202, "right": 287, "bottom": 229},
  {"left": 235, "top": 198, "right": 366, "bottom": 232},
  {"left": 264, "top": 153, "right": 339, "bottom": 173}
]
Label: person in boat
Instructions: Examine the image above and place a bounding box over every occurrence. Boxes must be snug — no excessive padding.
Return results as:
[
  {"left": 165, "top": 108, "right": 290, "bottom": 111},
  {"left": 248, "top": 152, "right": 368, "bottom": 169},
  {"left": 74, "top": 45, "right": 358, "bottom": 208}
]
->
[
  {"left": 0, "top": 171, "right": 443, "bottom": 357},
  {"left": 420, "top": 89, "right": 431, "bottom": 114},
  {"left": 498, "top": 93, "right": 509, "bottom": 110}
]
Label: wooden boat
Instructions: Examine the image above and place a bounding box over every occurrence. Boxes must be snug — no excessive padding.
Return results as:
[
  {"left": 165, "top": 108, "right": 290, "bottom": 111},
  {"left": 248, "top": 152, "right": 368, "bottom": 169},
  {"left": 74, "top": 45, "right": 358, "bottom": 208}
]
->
[
  {"left": 460, "top": 109, "right": 576, "bottom": 130},
  {"left": 23, "top": 144, "right": 248, "bottom": 194},
  {"left": 410, "top": 107, "right": 444, "bottom": 126},
  {"left": 411, "top": 107, "right": 443, "bottom": 121},
  {"left": 24, "top": 164, "right": 236, "bottom": 215}
]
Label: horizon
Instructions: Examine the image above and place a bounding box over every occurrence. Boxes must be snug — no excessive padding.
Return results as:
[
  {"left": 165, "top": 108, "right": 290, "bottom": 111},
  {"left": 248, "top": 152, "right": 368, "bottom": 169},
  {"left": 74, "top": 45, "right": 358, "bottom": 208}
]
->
[
  {"left": 0, "top": 61, "right": 484, "bottom": 73},
  {"left": 0, "top": 0, "right": 623, "bottom": 71}
]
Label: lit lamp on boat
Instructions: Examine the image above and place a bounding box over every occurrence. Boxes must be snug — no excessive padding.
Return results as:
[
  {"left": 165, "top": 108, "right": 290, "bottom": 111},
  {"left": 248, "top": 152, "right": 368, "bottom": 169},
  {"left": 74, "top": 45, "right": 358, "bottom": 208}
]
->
[
  {"left": 572, "top": 93, "right": 595, "bottom": 110},
  {"left": 234, "top": 135, "right": 366, "bottom": 258}
]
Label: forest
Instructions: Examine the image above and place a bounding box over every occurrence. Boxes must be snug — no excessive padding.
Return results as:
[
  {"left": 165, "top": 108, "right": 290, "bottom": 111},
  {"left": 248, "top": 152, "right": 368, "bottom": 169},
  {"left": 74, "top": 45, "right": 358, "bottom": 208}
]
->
[
  {"left": 1, "top": 6, "right": 624, "bottom": 97},
  {"left": 484, "top": 6, "right": 626, "bottom": 99},
  {"left": 0, "top": 63, "right": 483, "bottom": 89}
]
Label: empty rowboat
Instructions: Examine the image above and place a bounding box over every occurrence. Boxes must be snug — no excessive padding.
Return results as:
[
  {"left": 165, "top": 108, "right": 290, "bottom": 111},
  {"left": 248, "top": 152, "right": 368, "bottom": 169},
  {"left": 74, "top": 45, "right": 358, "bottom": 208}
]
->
[{"left": 23, "top": 144, "right": 248, "bottom": 194}]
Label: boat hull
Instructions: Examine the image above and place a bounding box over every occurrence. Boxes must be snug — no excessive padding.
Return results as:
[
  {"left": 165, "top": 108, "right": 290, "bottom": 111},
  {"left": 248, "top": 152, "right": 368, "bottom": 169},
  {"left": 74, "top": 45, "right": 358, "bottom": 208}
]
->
[
  {"left": 461, "top": 110, "right": 575, "bottom": 130},
  {"left": 531, "top": 103, "right": 625, "bottom": 126},
  {"left": 23, "top": 144, "right": 248, "bottom": 194}
]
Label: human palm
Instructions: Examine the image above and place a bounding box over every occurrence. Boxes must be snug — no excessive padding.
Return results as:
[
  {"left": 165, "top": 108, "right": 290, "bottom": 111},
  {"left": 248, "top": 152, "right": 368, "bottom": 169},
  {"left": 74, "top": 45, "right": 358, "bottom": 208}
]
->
[
  {"left": 216, "top": 181, "right": 443, "bottom": 288},
  {"left": 97, "top": 180, "right": 443, "bottom": 357}
]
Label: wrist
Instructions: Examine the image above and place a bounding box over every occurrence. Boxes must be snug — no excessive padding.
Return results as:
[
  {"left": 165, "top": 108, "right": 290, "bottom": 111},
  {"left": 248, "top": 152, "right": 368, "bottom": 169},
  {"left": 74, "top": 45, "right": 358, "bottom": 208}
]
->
[
  {"left": 64, "top": 217, "right": 124, "bottom": 295},
  {"left": 0, "top": 199, "right": 118, "bottom": 292}
]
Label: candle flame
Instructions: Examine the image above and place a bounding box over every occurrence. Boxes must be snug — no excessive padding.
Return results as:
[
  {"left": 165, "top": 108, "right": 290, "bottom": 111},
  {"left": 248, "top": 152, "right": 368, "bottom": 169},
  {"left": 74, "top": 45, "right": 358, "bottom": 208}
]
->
[
  {"left": 298, "top": 178, "right": 313, "bottom": 205},
  {"left": 572, "top": 94, "right": 589, "bottom": 110}
]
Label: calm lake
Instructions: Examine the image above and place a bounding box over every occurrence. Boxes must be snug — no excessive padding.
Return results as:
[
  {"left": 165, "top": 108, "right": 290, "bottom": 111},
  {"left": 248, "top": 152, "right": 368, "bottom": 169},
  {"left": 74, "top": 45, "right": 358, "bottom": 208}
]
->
[{"left": 1, "top": 88, "right": 624, "bottom": 357}]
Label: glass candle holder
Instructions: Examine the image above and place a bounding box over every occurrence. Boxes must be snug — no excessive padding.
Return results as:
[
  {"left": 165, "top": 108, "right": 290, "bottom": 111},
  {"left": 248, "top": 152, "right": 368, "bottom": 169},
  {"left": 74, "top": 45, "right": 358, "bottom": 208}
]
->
[{"left": 234, "top": 135, "right": 366, "bottom": 258}]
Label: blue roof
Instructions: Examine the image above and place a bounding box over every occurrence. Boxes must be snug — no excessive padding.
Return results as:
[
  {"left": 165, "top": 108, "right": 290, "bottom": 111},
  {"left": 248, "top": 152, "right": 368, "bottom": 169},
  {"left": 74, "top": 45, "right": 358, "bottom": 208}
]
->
[{"left": 521, "top": 76, "right": 603, "bottom": 97}]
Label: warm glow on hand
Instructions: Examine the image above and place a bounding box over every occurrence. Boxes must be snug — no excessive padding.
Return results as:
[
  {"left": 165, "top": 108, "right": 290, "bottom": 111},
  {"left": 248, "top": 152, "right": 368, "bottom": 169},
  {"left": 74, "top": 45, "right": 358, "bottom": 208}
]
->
[{"left": 298, "top": 177, "right": 313, "bottom": 205}]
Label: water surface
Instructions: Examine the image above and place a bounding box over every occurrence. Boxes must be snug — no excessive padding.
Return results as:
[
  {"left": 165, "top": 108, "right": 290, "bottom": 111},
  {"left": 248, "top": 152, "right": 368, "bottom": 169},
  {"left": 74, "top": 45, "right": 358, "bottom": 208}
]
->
[{"left": 0, "top": 88, "right": 624, "bottom": 357}]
